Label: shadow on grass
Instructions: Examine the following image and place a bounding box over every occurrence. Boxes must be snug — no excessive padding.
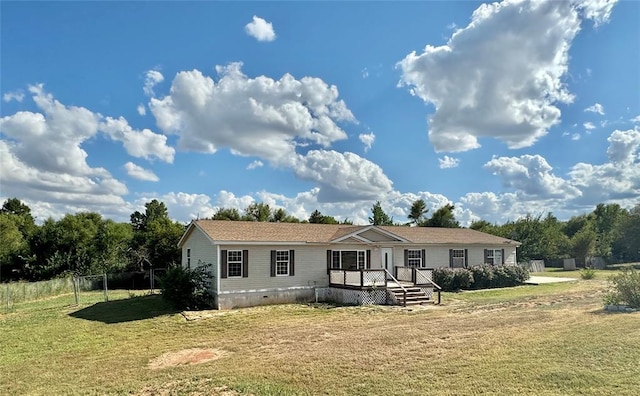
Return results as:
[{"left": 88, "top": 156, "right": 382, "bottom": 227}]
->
[{"left": 69, "top": 294, "right": 179, "bottom": 324}]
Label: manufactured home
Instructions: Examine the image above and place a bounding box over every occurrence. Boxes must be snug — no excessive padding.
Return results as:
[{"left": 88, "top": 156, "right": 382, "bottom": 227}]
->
[{"left": 178, "top": 220, "right": 520, "bottom": 309}]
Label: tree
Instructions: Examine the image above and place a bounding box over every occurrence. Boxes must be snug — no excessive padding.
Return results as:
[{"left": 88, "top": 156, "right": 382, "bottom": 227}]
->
[
  {"left": 571, "top": 224, "right": 597, "bottom": 266},
  {"left": 308, "top": 209, "right": 339, "bottom": 224},
  {"left": 0, "top": 214, "right": 28, "bottom": 281},
  {"left": 612, "top": 203, "right": 640, "bottom": 262},
  {"left": 243, "top": 202, "right": 271, "bottom": 222},
  {"left": 212, "top": 208, "right": 241, "bottom": 221},
  {"left": 407, "top": 199, "right": 428, "bottom": 226},
  {"left": 369, "top": 201, "right": 393, "bottom": 226},
  {"left": 592, "top": 203, "right": 625, "bottom": 258},
  {"left": 424, "top": 204, "right": 459, "bottom": 228}
]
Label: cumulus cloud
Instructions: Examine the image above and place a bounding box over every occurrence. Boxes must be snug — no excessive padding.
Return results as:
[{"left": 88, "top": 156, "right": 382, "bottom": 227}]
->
[
  {"left": 3, "top": 91, "right": 24, "bottom": 102},
  {"left": 484, "top": 154, "right": 581, "bottom": 199},
  {"left": 150, "top": 63, "right": 354, "bottom": 165},
  {"left": 149, "top": 63, "right": 386, "bottom": 201},
  {"left": 247, "top": 160, "right": 264, "bottom": 170},
  {"left": 359, "top": 132, "right": 375, "bottom": 152},
  {"left": 584, "top": 103, "right": 605, "bottom": 115},
  {"left": 584, "top": 122, "right": 596, "bottom": 131},
  {"left": 438, "top": 155, "right": 460, "bottom": 169},
  {"left": 397, "top": 0, "right": 616, "bottom": 153},
  {"left": 137, "top": 104, "right": 146, "bottom": 116},
  {"left": 100, "top": 116, "right": 175, "bottom": 163},
  {"left": 0, "top": 84, "right": 176, "bottom": 221},
  {"left": 578, "top": 0, "right": 617, "bottom": 27},
  {"left": 606, "top": 128, "right": 640, "bottom": 164},
  {"left": 143, "top": 70, "right": 164, "bottom": 97},
  {"left": 124, "top": 162, "right": 159, "bottom": 182},
  {"left": 293, "top": 150, "right": 393, "bottom": 202},
  {"left": 245, "top": 15, "right": 276, "bottom": 42}
]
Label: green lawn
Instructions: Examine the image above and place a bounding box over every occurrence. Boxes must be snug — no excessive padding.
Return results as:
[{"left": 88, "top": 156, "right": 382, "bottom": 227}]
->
[{"left": 1, "top": 280, "right": 639, "bottom": 395}]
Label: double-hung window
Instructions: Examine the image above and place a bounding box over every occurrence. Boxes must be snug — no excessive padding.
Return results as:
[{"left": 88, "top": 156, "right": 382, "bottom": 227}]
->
[
  {"left": 452, "top": 249, "right": 466, "bottom": 268},
  {"left": 227, "top": 250, "right": 243, "bottom": 277},
  {"left": 485, "top": 249, "right": 503, "bottom": 265},
  {"left": 406, "top": 249, "right": 424, "bottom": 268},
  {"left": 186, "top": 248, "right": 191, "bottom": 269},
  {"left": 275, "top": 250, "right": 290, "bottom": 276}
]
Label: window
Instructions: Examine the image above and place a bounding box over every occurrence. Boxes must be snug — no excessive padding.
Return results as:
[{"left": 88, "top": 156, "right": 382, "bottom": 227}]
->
[
  {"left": 332, "top": 250, "right": 366, "bottom": 270},
  {"left": 186, "top": 248, "right": 191, "bottom": 269},
  {"left": 227, "top": 250, "right": 243, "bottom": 277},
  {"left": 485, "top": 249, "right": 503, "bottom": 265},
  {"left": 452, "top": 249, "right": 466, "bottom": 268},
  {"left": 276, "top": 250, "right": 290, "bottom": 276},
  {"left": 406, "top": 249, "right": 424, "bottom": 268}
]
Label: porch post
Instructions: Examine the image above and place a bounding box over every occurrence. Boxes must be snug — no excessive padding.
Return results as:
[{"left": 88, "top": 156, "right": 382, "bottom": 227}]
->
[{"left": 360, "top": 269, "right": 364, "bottom": 288}]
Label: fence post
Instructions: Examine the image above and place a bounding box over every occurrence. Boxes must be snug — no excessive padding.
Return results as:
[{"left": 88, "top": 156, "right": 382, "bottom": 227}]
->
[
  {"left": 72, "top": 276, "right": 79, "bottom": 305},
  {"left": 103, "top": 273, "right": 109, "bottom": 302}
]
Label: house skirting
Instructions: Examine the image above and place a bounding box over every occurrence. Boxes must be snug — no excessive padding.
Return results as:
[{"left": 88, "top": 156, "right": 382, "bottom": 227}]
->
[
  {"left": 323, "top": 287, "right": 388, "bottom": 306},
  {"left": 217, "top": 287, "right": 316, "bottom": 310}
]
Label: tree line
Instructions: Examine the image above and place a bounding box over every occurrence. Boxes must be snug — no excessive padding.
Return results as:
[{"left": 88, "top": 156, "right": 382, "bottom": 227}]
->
[{"left": 1, "top": 197, "right": 638, "bottom": 282}]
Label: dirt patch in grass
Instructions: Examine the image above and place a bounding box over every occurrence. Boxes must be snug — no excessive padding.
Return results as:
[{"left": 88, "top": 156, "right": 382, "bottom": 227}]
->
[
  {"left": 148, "top": 348, "right": 228, "bottom": 370},
  {"left": 138, "top": 381, "right": 244, "bottom": 396}
]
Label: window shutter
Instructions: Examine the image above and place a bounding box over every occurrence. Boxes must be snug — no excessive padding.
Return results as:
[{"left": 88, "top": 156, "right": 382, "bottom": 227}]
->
[
  {"left": 326, "top": 250, "right": 332, "bottom": 274},
  {"left": 449, "top": 249, "right": 453, "bottom": 267},
  {"left": 484, "top": 249, "right": 489, "bottom": 264},
  {"left": 221, "top": 250, "right": 228, "bottom": 279},
  {"left": 242, "top": 250, "right": 249, "bottom": 278},
  {"left": 464, "top": 249, "right": 468, "bottom": 268},
  {"left": 289, "top": 250, "right": 295, "bottom": 276},
  {"left": 366, "top": 250, "right": 371, "bottom": 269},
  {"left": 421, "top": 249, "right": 426, "bottom": 267},
  {"left": 501, "top": 249, "right": 505, "bottom": 265},
  {"left": 404, "top": 249, "right": 409, "bottom": 266},
  {"left": 270, "top": 250, "right": 276, "bottom": 277}
]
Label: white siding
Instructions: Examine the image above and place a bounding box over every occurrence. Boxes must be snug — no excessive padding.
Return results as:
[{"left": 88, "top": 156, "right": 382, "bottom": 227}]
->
[
  {"left": 220, "top": 245, "right": 330, "bottom": 293},
  {"left": 181, "top": 227, "right": 217, "bottom": 292}
]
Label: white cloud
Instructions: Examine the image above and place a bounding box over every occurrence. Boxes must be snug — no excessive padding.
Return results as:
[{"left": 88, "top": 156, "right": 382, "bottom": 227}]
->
[
  {"left": 584, "top": 103, "right": 605, "bottom": 115},
  {"left": 247, "top": 160, "right": 264, "bottom": 170},
  {"left": 148, "top": 63, "right": 383, "bottom": 201},
  {"left": 137, "top": 104, "right": 146, "bottom": 116},
  {"left": 484, "top": 154, "right": 581, "bottom": 199},
  {"left": 397, "top": 0, "right": 616, "bottom": 153},
  {"left": 150, "top": 63, "right": 354, "bottom": 167},
  {"left": 361, "top": 68, "right": 369, "bottom": 79},
  {"left": 294, "top": 150, "right": 393, "bottom": 202},
  {"left": 438, "top": 155, "right": 460, "bottom": 169},
  {"left": 358, "top": 132, "right": 375, "bottom": 152},
  {"left": 3, "top": 91, "right": 24, "bottom": 102},
  {"left": 606, "top": 128, "right": 640, "bottom": 164},
  {"left": 578, "top": 0, "right": 618, "bottom": 27},
  {"left": 143, "top": 70, "right": 164, "bottom": 97},
  {"left": 584, "top": 122, "right": 596, "bottom": 130},
  {"left": 124, "top": 162, "right": 159, "bottom": 182},
  {"left": 631, "top": 115, "right": 640, "bottom": 124},
  {"left": 99, "top": 116, "right": 175, "bottom": 163},
  {"left": 572, "top": 133, "right": 581, "bottom": 141},
  {"left": 245, "top": 15, "right": 276, "bottom": 42}
]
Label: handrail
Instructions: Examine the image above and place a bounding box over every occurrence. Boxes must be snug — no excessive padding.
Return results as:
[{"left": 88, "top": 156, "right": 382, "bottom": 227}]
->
[
  {"left": 414, "top": 268, "right": 442, "bottom": 305},
  {"left": 384, "top": 269, "right": 408, "bottom": 307}
]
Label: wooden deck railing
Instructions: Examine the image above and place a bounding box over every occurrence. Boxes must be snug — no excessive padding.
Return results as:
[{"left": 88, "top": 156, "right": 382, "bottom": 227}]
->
[{"left": 329, "top": 269, "right": 386, "bottom": 288}]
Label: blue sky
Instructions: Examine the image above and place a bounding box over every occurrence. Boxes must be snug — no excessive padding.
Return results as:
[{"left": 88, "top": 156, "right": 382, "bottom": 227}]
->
[{"left": 1, "top": 0, "right": 639, "bottom": 225}]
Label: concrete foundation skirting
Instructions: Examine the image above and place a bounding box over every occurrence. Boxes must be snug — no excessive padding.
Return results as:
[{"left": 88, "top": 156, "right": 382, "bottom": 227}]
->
[{"left": 217, "top": 288, "right": 316, "bottom": 310}]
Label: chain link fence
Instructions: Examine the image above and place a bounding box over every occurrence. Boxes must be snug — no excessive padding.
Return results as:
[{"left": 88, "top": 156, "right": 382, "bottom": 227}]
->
[{"left": 1, "top": 268, "right": 167, "bottom": 313}]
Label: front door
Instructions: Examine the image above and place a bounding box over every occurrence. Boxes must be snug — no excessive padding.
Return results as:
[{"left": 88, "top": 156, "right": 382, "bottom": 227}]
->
[{"left": 381, "top": 248, "right": 394, "bottom": 278}]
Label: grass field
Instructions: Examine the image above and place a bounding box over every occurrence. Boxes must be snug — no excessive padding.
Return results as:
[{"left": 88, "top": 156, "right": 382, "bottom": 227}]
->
[{"left": 1, "top": 273, "right": 639, "bottom": 395}]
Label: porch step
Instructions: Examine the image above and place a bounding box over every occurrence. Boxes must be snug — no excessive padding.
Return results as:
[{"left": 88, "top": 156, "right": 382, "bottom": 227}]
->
[{"left": 388, "top": 287, "right": 433, "bottom": 306}]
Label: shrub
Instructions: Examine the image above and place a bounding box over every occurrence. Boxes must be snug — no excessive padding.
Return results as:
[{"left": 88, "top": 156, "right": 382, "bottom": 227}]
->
[
  {"left": 469, "top": 265, "right": 494, "bottom": 289},
  {"left": 580, "top": 267, "right": 596, "bottom": 280},
  {"left": 159, "top": 264, "right": 213, "bottom": 310},
  {"left": 433, "top": 267, "right": 473, "bottom": 291},
  {"left": 469, "top": 265, "right": 529, "bottom": 289},
  {"left": 604, "top": 268, "right": 640, "bottom": 308}
]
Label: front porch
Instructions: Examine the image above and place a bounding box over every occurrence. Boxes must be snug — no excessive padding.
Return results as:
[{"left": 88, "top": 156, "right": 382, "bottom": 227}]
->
[{"left": 328, "top": 267, "right": 441, "bottom": 307}]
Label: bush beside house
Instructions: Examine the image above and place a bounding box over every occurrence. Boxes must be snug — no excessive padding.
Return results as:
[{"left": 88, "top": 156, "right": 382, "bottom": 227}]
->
[{"left": 434, "top": 265, "right": 529, "bottom": 292}]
